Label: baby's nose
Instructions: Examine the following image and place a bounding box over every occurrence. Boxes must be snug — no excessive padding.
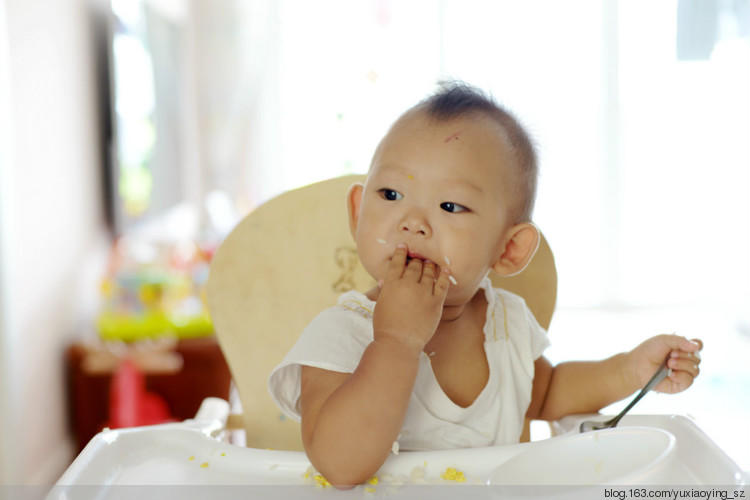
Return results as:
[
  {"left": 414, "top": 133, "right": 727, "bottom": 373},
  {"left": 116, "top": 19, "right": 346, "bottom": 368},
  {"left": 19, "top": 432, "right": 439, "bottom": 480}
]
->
[{"left": 400, "top": 215, "right": 431, "bottom": 237}]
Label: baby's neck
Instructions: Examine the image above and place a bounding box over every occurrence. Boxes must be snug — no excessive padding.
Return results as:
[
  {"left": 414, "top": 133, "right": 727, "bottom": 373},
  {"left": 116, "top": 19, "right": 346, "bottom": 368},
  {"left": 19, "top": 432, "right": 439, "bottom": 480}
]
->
[
  {"left": 438, "top": 289, "right": 486, "bottom": 323},
  {"left": 439, "top": 302, "right": 470, "bottom": 322}
]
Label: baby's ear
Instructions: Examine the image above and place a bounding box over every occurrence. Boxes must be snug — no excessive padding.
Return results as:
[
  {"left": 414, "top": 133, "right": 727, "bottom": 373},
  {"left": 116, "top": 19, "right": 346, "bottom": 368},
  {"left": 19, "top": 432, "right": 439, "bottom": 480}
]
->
[
  {"left": 346, "top": 183, "right": 364, "bottom": 239},
  {"left": 492, "top": 223, "right": 540, "bottom": 277}
]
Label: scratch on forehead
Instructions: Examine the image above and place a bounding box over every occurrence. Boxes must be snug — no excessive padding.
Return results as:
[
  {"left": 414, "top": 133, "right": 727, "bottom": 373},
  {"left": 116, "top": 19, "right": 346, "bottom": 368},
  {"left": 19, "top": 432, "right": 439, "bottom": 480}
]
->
[{"left": 444, "top": 130, "right": 462, "bottom": 143}]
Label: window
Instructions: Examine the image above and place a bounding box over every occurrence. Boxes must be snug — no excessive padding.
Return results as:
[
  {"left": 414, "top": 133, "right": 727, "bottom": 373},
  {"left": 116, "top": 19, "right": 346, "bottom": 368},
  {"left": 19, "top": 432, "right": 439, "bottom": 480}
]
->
[{"left": 264, "top": 0, "right": 750, "bottom": 311}]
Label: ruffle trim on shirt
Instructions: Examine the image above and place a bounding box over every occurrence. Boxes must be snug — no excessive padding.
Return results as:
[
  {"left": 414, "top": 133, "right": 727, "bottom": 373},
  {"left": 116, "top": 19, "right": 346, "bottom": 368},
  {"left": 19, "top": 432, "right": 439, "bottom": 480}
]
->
[
  {"left": 480, "top": 277, "right": 510, "bottom": 342},
  {"left": 337, "top": 292, "right": 375, "bottom": 321},
  {"left": 494, "top": 291, "right": 510, "bottom": 341}
]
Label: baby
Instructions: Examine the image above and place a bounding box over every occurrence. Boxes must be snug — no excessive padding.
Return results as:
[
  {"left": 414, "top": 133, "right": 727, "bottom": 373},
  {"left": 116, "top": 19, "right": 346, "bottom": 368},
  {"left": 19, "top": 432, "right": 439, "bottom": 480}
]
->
[{"left": 268, "top": 81, "right": 702, "bottom": 487}]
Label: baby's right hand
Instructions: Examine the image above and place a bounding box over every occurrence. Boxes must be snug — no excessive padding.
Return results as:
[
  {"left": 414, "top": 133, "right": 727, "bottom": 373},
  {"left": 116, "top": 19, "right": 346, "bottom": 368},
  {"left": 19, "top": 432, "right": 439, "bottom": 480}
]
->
[{"left": 372, "top": 244, "right": 452, "bottom": 354}]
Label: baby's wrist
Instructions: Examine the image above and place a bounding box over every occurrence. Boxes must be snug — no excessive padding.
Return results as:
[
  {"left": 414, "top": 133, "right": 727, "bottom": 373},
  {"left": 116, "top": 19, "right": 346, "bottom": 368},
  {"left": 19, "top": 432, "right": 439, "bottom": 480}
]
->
[
  {"left": 619, "top": 350, "right": 641, "bottom": 393},
  {"left": 371, "top": 331, "right": 425, "bottom": 359}
]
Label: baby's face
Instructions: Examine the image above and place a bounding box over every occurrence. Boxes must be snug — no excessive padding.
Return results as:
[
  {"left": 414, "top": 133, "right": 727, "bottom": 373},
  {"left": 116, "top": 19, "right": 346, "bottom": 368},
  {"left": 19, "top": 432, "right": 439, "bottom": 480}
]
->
[{"left": 353, "top": 111, "right": 518, "bottom": 305}]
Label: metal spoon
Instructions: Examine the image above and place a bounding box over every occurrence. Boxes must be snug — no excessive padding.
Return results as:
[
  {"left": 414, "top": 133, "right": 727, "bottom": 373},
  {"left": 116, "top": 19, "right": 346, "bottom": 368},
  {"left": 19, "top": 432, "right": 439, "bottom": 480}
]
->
[{"left": 579, "top": 358, "right": 671, "bottom": 433}]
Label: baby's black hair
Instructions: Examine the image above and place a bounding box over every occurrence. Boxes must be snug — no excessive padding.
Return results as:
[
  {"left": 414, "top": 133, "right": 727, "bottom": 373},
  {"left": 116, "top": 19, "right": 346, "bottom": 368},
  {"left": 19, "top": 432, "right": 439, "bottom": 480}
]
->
[
  {"left": 419, "top": 80, "right": 501, "bottom": 120},
  {"left": 415, "top": 80, "right": 538, "bottom": 223}
]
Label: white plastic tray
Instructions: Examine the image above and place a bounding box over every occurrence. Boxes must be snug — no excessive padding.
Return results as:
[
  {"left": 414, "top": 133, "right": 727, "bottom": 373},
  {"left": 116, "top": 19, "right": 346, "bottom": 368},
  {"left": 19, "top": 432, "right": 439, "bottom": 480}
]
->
[{"left": 50, "top": 414, "right": 748, "bottom": 498}]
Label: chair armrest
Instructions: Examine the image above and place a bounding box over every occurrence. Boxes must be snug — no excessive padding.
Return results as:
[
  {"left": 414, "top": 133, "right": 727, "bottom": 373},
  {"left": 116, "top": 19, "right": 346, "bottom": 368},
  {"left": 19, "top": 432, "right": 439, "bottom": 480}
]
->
[{"left": 226, "top": 413, "right": 245, "bottom": 431}]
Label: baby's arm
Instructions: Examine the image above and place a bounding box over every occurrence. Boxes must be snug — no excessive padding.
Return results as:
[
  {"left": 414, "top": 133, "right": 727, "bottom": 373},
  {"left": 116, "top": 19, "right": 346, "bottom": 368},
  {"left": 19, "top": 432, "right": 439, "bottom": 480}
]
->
[
  {"left": 527, "top": 334, "right": 703, "bottom": 422},
  {"left": 300, "top": 245, "right": 452, "bottom": 487}
]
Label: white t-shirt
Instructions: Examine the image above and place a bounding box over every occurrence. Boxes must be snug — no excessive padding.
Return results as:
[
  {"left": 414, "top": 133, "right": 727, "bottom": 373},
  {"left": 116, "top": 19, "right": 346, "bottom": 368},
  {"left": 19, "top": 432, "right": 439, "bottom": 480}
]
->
[{"left": 267, "top": 276, "right": 549, "bottom": 450}]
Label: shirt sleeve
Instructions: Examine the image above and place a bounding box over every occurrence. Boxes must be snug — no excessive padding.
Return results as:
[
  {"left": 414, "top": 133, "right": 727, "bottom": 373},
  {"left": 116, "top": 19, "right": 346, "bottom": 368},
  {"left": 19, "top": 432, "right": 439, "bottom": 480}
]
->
[
  {"left": 526, "top": 303, "right": 551, "bottom": 360},
  {"left": 267, "top": 304, "right": 373, "bottom": 421},
  {"left": 494, "top": 287, "right": 550, "bottom": 361}
]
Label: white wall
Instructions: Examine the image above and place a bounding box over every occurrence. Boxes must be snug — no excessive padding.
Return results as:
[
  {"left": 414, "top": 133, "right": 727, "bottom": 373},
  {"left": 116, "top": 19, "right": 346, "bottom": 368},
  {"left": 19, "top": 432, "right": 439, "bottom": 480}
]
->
[
  {"left": 0, "top": 0, "right": 16, "bottom": 485},
  {"left": 0, "top": 0, "right": 110, "bottom": 484}
]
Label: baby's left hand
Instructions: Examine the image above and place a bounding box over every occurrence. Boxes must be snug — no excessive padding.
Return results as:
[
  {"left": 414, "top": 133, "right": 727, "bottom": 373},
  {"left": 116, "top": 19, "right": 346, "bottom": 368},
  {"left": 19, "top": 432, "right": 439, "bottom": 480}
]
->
[{"left": 628, "top": 334, "right": 703, "bottom": 394}]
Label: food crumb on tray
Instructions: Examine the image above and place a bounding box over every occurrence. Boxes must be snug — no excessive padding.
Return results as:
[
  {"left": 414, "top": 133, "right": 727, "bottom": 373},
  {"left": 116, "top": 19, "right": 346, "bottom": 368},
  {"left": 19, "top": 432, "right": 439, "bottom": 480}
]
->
[
  {"left": 301, "top": 463, "right": 474, "bottom": 490},
  {"left": 441, "top": 467, "right": 466, "bottom": 482},
  {"left": 314, "top": 474, "right": 331, "bottom": 488},
  {"left": 302, "top": 466, "right": 332, "bottom": 488}
]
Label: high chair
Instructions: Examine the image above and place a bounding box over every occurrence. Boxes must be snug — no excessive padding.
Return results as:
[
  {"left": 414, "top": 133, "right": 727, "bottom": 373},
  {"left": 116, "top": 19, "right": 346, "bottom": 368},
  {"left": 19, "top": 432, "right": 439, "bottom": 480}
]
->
[
  {"left": 206, "top": 174, "right": 558, "bottom": 451},
  {"left": 53, "top": 176, "right": 746, "bottom": 489}
]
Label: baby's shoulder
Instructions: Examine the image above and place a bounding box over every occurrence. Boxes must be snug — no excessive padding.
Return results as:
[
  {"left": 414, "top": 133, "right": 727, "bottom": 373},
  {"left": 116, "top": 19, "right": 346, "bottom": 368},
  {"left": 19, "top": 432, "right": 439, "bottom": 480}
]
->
[
  {"left": 489, "top": 286, "right": 532, "bottom": 314},
  {"left": 299, "top": 290, "right": 375, "bottom": 344},
  {"left": 486, "top": 285, "right": 547, "bottom": 336}
]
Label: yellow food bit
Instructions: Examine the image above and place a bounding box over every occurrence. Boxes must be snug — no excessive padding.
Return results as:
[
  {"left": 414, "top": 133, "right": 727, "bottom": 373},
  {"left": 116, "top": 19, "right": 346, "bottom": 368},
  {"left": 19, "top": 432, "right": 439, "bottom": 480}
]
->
[
  {"left": 314, "top": 474, "right": 331, "bottom": 488},
  {"left": 407, "top": 174, "right": 414, "bottom": 180},
  {"left": 188, "top": 456, "right": 195, "bottom": 461},
  {"left": 364, "top": 486, "right": 376, "bottom": 494},
  {"left": 367, "top": 476, "right": 379, "bottom": 485},
  {"left": 221, "top": 452, "right": 226, "bottom": 457},
  {"left": 441, "top": 467, "right": 466, "bottom": 482},
  {"left": 200, "top": 462, "right": 209, "bottom": 468}
]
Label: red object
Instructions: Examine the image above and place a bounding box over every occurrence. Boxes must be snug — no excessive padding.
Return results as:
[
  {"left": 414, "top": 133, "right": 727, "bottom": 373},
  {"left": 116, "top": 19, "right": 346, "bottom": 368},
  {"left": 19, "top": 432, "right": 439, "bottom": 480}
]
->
[
  {"left": 66, "top": 337, "right": 232, "bottom": 451},
  {"left": 106, "top": 359, "right": 175, "bottom": 428}
]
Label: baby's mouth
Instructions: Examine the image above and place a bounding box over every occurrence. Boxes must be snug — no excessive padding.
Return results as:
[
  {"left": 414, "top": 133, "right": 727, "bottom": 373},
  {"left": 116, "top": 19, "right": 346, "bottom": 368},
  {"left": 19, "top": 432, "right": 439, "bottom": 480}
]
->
[
  {"left": 406, "top": 251, "right": 429, "bottom": 262},
  {"left": 406, "top": 253, "right": 443, "bottom": 272}
]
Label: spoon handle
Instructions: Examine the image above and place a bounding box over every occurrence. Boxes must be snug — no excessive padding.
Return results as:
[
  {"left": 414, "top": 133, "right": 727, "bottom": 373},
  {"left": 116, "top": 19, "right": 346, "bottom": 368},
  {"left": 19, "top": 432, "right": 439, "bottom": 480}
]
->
[{"left": 609, "top": 359, "right": 671, "bottom": 428}]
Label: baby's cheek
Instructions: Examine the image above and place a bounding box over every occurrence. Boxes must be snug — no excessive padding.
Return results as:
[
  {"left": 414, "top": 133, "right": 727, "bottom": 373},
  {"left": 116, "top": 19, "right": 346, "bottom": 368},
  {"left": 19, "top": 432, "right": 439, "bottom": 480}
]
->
[{"left": 357, "top": 247, "right": 388, "bottom": 280}]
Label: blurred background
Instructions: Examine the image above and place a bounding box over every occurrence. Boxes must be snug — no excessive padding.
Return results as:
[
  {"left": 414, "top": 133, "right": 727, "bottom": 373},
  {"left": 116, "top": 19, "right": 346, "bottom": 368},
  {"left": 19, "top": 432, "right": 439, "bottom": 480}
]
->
[{"left": 0, "top": 0, "right": 748, "bottom": 485}]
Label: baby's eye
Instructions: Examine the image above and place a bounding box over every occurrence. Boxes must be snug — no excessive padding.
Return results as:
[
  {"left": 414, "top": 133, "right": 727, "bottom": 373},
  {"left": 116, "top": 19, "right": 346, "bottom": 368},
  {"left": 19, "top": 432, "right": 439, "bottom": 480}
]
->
[
  {"left": 440, "top": 202, "right": 468, "bottom": 213},
  {"left": 378, "top": 188, "right": 403, "bottom": 201}
]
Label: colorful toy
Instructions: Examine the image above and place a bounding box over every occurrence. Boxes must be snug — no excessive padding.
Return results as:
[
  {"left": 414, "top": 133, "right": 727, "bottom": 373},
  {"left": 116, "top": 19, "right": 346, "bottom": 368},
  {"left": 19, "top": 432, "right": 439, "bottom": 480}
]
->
[{"left": 97, "top": 238, "right": 214, "bottom": 341}]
